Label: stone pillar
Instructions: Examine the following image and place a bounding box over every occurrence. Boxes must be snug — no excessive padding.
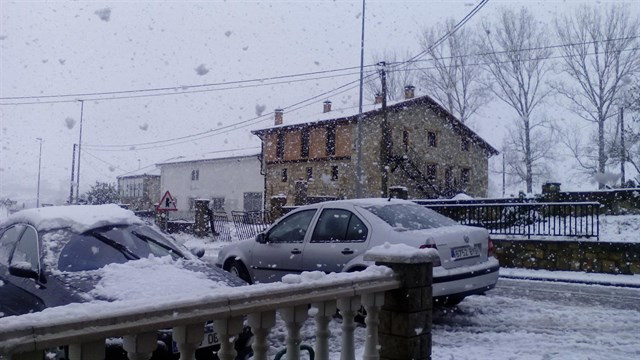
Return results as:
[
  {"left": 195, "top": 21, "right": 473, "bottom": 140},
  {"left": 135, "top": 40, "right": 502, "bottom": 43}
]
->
[
  {"left": 364, "top": 251, "right": 437, "bottom": 360},
  {"left": 194, "top": 199, "right": 210, "bottom": 238},
  {"left": 270, "top": 195, "right": 287, "bottom": 221}
]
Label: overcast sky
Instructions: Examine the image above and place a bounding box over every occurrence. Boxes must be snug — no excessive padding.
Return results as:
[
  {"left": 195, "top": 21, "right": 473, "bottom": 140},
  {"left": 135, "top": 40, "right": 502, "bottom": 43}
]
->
[{"left": 1, "top": 0, "right": 636, "bottom": 206}]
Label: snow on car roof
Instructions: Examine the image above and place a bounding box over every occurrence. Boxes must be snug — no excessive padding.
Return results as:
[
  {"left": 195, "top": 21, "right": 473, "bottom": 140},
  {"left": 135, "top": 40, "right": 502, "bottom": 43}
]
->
[
  {"left": 0, "top": 204, "right": 143, "bottom": 233},
  {"left": 314, "top": 198, "right": 417, "bottom": 207}
]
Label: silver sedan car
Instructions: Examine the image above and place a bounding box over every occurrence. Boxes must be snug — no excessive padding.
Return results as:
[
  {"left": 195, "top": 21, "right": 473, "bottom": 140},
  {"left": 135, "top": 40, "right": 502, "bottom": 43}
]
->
[{"left": 216, "top": 198, "right": 499, "bottom": 305}]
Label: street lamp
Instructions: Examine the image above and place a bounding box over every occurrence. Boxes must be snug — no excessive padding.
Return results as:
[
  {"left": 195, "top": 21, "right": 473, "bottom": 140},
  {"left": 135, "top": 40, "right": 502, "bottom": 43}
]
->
[{"left": 36, "top": 137, "right": 43, "bottom": 208}]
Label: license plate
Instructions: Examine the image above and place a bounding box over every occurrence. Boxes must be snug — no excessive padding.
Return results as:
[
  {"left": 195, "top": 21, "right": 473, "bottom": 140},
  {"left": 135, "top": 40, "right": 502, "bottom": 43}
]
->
[
  {"left": 172, "top": 328, "right": 220, "bottom": 353},
  {"left": 451, "top": 245, "right": 481, "bottom": 260}
]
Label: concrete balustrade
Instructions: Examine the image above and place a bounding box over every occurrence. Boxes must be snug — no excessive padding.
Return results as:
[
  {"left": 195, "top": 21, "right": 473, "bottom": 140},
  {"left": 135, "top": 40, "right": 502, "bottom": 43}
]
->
[{"left": 0, "top": 251, "right": 435, "bottom": 360}]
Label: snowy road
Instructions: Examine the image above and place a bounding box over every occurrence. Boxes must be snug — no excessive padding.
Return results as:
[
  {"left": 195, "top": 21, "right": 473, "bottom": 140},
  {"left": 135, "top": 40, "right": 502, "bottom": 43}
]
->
[{"left": 431, "top": 279, "right": 640, "bottom": 360}]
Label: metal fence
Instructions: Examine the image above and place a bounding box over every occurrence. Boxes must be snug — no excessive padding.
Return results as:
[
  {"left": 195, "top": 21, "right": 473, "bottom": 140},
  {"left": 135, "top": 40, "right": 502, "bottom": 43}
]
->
[
  {"left": 231, "top": 210, "right": 273, "bottom": 239},
  {"left": 211, "top": 211, "right": 233, "bottom": 241},
  {"left": 419, "top": 201, "right": 600, "bottom": 239}
]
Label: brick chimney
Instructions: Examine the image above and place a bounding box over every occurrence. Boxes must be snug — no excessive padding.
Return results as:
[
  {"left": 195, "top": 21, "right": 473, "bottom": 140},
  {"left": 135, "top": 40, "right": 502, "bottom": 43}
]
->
[
  {"left": 375, "top": 93, "right": 383, "bottom": 104},
  {"left": 274, "top": 108, "right": 283, "bottom": 126},
  {"left": 404, "top": 85, "right": 415, "bottom": 100},
  {"left": 323, "top": 100, "right": 332, "bottom": 113}
]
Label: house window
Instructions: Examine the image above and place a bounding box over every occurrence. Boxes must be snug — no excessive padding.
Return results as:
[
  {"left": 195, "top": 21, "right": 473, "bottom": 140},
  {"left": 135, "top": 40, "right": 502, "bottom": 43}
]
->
[
  {"left": 331, "top": 166, "right": 339, "bottom": 181},
  {"left": 301, "top": 128, "right": 310, "bottom": 158},
  {"left": 445, "top": 167, "right": 454, "bottom": 187},
  {"left": 281, "top": 168, "right": 288, "bottom": 182},
  {"left": 461, "top": 168, "right": 470, "bottom": 185},
  {"left": 428, "top": 132, "right": 437, "bottom": 148},
  {"left": 426, "top": 164, "right": 437, "bottom": 181},
  {"left": 326, "top": 125, "right": 336, "bottom": 156},
  {"left": 306, "top": 167, "right": 313, "bottom": 181},
  {"left": 191, "top": 169, "right": 199, "bottom": 181},
  {"left": 461, "top": 137, "right": 470, "bottom": 151},
  {"left": 402, "top": 130, "right": 409, "bottom": 152},
  {"left": 243, "top": 192, "right": 262, "bottom": 212},
  {"left": 211, "top": 197, "right": 225, "bottom": 211},
  {"left": 276, "top": 132, "right": 285, "bottom": 159}
]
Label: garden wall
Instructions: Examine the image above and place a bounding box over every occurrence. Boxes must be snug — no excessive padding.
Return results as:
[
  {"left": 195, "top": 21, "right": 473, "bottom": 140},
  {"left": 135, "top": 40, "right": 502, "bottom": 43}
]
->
[{"left": 493, "top": 239, "right": 640, "bottom": 275}]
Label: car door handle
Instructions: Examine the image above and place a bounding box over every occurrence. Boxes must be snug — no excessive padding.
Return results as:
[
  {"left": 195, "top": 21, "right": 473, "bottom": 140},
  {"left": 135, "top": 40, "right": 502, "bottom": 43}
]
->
[
  {"left": 291, "top": 248, "right": 302, "bottom": 255},
  {"left": 341, "top": 249, "right": 354, "bottom": 255}
]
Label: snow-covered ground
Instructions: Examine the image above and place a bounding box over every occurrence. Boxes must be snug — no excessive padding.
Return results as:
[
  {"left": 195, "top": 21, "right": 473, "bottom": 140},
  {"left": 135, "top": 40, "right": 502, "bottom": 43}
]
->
[{"left": 599, "top": 214, "right": 640, "bottom": 243}]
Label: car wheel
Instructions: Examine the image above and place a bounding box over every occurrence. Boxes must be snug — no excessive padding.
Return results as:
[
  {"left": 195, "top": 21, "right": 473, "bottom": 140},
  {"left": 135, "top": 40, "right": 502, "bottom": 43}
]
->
[{"left": 228, "top": 260, "right": 252, "bottom": 284}]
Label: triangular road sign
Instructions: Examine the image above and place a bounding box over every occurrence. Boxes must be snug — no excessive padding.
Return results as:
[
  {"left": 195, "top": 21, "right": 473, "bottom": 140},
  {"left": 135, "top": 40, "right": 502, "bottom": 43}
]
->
[{"left": 156, "top": 190, "right": 178, "bottom": 211}]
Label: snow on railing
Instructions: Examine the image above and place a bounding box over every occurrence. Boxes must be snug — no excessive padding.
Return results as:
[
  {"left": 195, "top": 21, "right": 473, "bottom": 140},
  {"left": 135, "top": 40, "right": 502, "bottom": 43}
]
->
[{"left": 0, "top": 248, "right": 438, "bottom": 360}]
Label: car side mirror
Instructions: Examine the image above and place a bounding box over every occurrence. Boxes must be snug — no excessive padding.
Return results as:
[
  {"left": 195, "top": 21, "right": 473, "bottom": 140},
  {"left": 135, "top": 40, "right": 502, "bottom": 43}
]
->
[
  {"left": 256, "top": 233, "right": 267, "bottom": 244},
  {"left": 9, "top": 262, "right": 39, "bottom": 280},
  {"left": 190, "top": 247, "right": 205, "bottom": 258}
]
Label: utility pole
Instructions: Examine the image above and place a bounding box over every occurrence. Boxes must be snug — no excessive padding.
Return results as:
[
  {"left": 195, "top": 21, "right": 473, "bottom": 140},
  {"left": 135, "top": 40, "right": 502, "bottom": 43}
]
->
[
  {"left": 36, "top": 138, "right": 43, "bottom": 208},
  {"left": 76, "top": 100, "right": 85, "bottom": 203},
  {"left": 379, "top": 61, "right": 390, "bottom": 197},
  {"left": 620, "top": 107, "right": 625, "bottom": 186},
  {"left": 355, "top": 0, "right": 366, "bottom": 198},
  {"left": 69, "top": 143, "right": 77, "bottom": 204}
]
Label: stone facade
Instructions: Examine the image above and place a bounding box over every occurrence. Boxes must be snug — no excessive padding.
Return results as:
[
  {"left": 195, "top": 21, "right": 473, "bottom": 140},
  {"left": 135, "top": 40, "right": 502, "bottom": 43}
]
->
[
  {"left": 254, "top": 94, "right": 498, "bottom": 207},
  {"left": 493, "top": 239, "right": 640, "bottom": 274}
]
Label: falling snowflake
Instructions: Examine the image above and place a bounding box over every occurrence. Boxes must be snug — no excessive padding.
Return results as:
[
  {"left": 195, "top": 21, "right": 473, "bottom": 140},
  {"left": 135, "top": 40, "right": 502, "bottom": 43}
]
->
[
  {"left": 108, "top": 166, "right": 115, "bottom": 172},
  {"left": 94, "top": 8, "right": 111, "bottom": 22},
  {"left": 242, "top": 46, "right": 249, "bottom": 51},
  {"left": 139, "top": 123, "right": 149, "bottom": 131},
  {"left": 58, "top": 59, "right": 66, "bottom": 65},
  {"left": 224, "top": 30, "right": 232, "bottom": 37},
  {"left": 195, "top": 64, "right": 209, "bottom": 76},
  {"left": 255, "top": 104, "right": 266, "bottom": 116},
  {"left": 65, "top": 117, "right": 76, "bottom": 129}
]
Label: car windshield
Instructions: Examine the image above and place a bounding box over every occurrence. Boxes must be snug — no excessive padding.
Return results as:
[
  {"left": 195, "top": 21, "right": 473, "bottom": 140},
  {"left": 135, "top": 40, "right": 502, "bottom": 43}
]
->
[
  {"left": 56, "top": 225, "right": 185, "bottom": 272},
  {"left": 362, "top": 204, "right": 457, "bottom": 231}
]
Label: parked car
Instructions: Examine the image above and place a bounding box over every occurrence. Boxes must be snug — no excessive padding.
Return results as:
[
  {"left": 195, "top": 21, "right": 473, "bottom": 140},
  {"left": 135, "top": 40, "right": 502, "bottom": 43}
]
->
[
  {"left": 217, "top": 198, "right": 499, "bottom": 305},
  {"left": 0, "top": 204, "right": 252, "bottom": 360}
]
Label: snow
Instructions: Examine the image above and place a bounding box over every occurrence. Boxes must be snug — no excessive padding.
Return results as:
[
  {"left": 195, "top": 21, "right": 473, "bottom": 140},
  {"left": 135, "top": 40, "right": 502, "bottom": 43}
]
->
[
  {"left": 89, "top": 256, "right": 230, "bottom": 301},
  {"left": 94, "top": 8, "right": 111, "bottom": 22},
  {"left": 156, "top": 148, "right": 260, "bottom": 165},
  {"left": 194, "top": 64, "right": 209, "bottom": 76},
  {"left": 364, "top": 242, "right": 439, "bottom": 264},
  {"left": 452, "top": 192, "right": 474, "bottom": 200},
  {"left": 500, "top": 268, "right": 640, "bottom": 288},
  {"left": 0, "top": 204, "right": 143, "bottom": 233}
]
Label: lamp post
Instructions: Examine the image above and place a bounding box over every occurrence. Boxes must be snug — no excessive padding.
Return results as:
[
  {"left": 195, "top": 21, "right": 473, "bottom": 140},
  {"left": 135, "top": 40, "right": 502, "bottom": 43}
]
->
[{"left": 36, "top": 137, "right": 43, "bottom": 208}]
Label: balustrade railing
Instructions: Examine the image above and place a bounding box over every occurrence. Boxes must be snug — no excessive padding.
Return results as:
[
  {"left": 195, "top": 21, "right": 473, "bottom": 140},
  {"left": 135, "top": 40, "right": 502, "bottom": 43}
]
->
[{"left": 0, "top": 248, "right": 438, "bottom": 360}]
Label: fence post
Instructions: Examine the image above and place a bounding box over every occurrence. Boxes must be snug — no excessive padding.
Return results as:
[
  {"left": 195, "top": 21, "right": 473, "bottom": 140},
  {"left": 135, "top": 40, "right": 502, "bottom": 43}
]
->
[
  {"left": 194, "top": 199, "right": 210, "bottom": 238},
  {"left": 364, "top": 249, "right": 437, "bottom": 360}
]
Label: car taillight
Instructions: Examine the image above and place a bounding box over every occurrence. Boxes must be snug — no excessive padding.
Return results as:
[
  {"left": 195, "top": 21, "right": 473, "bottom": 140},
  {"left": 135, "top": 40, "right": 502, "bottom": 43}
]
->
[{"left": 488, "top": 236, "right": 494, "bottom": 257}]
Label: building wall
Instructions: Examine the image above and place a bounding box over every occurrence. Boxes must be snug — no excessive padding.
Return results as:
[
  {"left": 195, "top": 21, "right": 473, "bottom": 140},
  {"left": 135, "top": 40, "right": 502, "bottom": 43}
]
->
[
  {"left": 160, "top": 156, "right": 263, "bottom": 219},
  {"left": 261, "top": 100, "right": 493, "bottom": 208},
  {"left": 118, "top": 175, "right": 160, "bottom": 211},
  {"left": 386, "top": 104, "right": 489, "bottom": 198}
]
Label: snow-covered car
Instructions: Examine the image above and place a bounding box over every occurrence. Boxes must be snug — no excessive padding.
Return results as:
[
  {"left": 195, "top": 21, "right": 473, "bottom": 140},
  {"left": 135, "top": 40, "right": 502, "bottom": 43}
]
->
[
  {"left": 217, "top": 198, "right": 499, "bottom": 305},
  {"left": 0, "top": 204, "right": 252, "bottom": 360}
]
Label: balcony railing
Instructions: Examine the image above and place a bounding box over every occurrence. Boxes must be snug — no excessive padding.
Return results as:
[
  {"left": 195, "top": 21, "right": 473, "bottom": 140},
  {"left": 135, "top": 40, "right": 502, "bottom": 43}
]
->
[{"left": 0, "top": 250, "right": 437, "bottom": 360}]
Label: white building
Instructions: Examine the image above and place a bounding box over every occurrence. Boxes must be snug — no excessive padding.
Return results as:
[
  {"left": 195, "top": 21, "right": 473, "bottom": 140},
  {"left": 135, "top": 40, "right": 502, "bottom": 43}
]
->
[{"left": 157, "top": 149, "right": 263, "bottom": 219}]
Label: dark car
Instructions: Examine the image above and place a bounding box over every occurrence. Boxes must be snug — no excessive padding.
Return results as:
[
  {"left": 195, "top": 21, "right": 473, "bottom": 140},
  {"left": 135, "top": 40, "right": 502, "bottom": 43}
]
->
[{"left": 0, "top": 205, "right": 252, "bottom": 360}]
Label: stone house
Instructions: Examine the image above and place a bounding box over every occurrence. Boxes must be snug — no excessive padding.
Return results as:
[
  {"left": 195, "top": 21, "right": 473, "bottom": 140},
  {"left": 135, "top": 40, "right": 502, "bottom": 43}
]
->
[
  {"left": 156, "top": 149, "right": 263, "bottom": 219},
  {"left": 116, "top": 169, "right": 161, "bottom": 211},
  {"left": 252, "top": 87, "right": 498, "bottom": 207}
]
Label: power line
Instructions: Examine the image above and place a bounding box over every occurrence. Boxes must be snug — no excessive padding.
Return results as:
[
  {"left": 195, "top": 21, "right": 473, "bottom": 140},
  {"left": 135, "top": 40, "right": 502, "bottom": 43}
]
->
[
  {"left": 84, "top": 72, "right": 378, "bottom": 151},
  {"left": 0, "top": 64, "right": 378, "bottom": 101}
]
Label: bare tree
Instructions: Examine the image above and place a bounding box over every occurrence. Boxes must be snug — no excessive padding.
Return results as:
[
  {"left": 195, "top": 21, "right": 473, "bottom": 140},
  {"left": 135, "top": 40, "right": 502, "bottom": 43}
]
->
[
  {"left": 479, "top": 7, "right": 553, "bottom": 193},
  {"left": 418, "top": 18, "right": 489, "bottom": 124},
  {"left": 554, "top": 4, "right": 640, "bottom": 188},
  {"left": 365, "top": 50, "right": 416, "bottom": 102},
  {"left": 504, "top": 115, "right": 556, "bottom": 191}
]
